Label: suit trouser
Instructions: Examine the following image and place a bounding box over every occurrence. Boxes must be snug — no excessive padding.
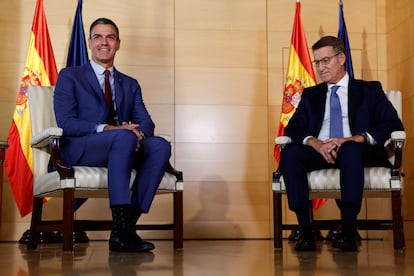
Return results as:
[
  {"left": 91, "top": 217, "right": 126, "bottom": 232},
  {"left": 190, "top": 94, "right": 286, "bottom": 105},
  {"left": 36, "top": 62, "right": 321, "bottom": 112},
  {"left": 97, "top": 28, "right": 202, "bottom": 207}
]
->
[
  {"left": 74, "top": 130, "right": 171, "bottom": 212},
  {"left": 280, "top": 141, "right": 366, "bottom": 226}
]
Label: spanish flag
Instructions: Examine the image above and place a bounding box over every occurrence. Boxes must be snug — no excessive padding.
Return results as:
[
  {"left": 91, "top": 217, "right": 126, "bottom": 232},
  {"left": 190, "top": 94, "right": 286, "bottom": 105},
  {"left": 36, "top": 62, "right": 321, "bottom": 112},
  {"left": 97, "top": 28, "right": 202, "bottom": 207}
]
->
[
  {"left": 5, "top": 0, "right": 58, "bottom": 217},
  {"left": 274, "top": 0, "right": 316, "bottom": 163}
]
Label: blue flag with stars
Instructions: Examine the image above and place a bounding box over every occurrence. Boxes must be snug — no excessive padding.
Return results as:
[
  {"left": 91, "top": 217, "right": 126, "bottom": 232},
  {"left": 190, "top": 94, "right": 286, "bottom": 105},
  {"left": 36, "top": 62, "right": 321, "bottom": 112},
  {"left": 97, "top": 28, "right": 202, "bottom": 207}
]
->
[
  {"left": 66, "top": 0, "right": 89, "bottom": 211},
  {"left": 338, "top": 0, "right": 354, "bottom": 78},
  {"left": 66, "top": 0, "right": 88, "bottom": 67}
]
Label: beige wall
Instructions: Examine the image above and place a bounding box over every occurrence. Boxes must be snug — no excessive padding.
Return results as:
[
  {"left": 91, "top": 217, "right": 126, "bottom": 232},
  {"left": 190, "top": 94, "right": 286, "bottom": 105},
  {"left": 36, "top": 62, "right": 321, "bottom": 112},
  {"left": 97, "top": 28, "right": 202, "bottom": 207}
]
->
[
  {"left": 0, "top": 0, "right": 411, "bottom": 241},
  {"left": 386, "top": 0, "right": 414, "bottom": 239}
]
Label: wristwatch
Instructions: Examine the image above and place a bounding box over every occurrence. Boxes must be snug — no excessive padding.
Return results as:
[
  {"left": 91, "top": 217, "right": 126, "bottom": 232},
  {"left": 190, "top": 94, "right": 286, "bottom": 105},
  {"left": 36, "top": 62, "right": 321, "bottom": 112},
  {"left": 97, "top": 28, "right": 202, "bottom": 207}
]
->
[{"left": 360, "top": 132, "right": 369, "bottom": 144}]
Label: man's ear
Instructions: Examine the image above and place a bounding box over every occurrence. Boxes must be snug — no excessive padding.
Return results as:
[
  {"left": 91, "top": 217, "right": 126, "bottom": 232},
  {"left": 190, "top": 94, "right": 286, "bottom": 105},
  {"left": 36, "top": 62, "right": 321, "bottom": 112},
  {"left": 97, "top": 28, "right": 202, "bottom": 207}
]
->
[
  {"left": 116, "top": 39, "right": 121, "bottom": 51},
  {"left": 338, "top": 52, "right": 346, "bottom": 66}
]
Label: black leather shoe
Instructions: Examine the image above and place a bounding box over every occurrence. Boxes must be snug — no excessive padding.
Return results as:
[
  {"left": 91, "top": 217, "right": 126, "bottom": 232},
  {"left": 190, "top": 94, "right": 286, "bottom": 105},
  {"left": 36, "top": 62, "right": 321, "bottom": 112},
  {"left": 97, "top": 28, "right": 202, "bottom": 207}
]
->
[
  {"left": 294, "top": 230, "right": 316, "bottom": 251},
  {"left": 332, "top": 233, "right": 358, "bottom": 251},
  {"left": 288, "top": 229, "right": 301, "bottom": 241},
  {"left": 326, "top": 227, "right": 362, "bottom": 242},
  {"left": 295, "top": 238, "right": 316, "bottom": 251},
  {"left": 289, "top": 228, "right": 325, "bottom": 242},
  {"left": 109, "top": 231, "right": 155, "bottom": 252},
  {"left": 325, "top": 228, "right": 341, "bottom": 241}
]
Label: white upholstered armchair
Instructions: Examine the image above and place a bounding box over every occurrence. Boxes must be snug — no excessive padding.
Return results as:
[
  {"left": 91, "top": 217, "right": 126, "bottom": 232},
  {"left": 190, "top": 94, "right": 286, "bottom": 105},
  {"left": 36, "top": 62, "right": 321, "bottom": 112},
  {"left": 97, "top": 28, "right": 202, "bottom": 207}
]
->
[{"left": 26, "top": 85, "right": 184, "bottom": 252}]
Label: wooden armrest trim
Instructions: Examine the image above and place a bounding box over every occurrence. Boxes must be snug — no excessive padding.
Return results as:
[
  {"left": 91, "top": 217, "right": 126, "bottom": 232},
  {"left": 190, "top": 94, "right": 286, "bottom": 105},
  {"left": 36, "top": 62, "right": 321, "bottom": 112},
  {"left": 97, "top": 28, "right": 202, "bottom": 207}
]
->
[
  {"left": 49, "top": 137, "right": 74, "bottom": 179},
  {"left": 166, "top": 162, "right": 183, "bottom": 182}
]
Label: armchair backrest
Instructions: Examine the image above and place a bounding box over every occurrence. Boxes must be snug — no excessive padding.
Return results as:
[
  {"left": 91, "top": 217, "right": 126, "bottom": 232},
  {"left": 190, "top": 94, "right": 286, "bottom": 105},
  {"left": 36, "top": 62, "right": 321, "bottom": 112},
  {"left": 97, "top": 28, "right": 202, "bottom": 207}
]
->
[
  {"left": 27, "top": 85, "right": 56, "bottom": 180},
  {"left": 385, "top": 90, "right": 402, "bottom": 119},
  {"left": 28, "top": 85, "right": 57, "bottom": 135}
]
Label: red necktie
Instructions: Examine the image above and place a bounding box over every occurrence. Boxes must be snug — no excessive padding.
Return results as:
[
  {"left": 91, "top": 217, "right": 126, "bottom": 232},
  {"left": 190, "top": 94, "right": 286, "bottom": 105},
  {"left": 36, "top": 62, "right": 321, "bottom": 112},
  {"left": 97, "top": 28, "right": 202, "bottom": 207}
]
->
[{"left": 104, "top": 69, "right": 115, "bottom": 125}]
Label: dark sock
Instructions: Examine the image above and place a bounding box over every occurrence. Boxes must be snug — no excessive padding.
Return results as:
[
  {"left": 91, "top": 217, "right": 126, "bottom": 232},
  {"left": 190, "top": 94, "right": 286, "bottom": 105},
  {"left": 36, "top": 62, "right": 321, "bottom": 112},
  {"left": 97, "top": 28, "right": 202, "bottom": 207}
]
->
[
  {"left": 294, "top": 207, "right": 312, "bottom": 229},
  {"left": 293, "top": 207, "right": 314, "bottom": 239},
  {"left": 111, "top": 204, "right": 133, "bottom": 235},
  {"left": 341, "top": 203, "right": 359, "bottom": 225},
  {"left": 130, "top": 207, "right": 142, "bottom": 233},
  {"left": 342, "top": 224, "right": 357, "bottom": 236},
  {"left": 130, "top": 208, "right": 142, "bottom": 224},
  {"left": 341, "top": 202, "right": 359, "bottom": 235}
]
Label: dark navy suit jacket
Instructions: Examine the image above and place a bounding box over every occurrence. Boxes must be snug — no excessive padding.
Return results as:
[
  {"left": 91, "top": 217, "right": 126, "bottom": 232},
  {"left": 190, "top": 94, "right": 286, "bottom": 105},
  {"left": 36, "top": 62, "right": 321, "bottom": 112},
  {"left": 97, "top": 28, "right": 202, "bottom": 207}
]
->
[{"left": 54, "top": 62, "right": 155, "bottom": 166}]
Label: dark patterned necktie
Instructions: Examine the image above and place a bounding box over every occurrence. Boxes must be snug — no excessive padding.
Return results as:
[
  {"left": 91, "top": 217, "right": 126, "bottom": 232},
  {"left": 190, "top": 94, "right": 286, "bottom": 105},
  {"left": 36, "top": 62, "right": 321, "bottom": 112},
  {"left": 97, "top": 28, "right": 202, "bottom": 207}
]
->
[
  {"left": 104, "top": 69, "right": 115, "bottom": 125},
  {"left": 329, "top": 85, "right": 343, "bottom": 138}
]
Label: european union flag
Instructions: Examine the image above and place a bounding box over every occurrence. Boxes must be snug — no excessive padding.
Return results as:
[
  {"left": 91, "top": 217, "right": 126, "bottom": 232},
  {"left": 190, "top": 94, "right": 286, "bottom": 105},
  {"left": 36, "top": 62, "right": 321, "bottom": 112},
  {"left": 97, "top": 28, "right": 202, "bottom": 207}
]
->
[
  {"left": 338, "top": 0, "right": 354, "bottom": 78},
  {"left": 67, "top": 0, "right": 88, "bottom": 210},
  {"left": 66, "top": 0, "right": 88, "bottom": 67}
]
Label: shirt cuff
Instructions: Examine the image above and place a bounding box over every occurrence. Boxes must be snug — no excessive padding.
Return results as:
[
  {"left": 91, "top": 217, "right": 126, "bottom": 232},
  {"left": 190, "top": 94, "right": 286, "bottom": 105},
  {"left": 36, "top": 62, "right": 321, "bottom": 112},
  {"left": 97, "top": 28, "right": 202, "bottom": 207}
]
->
[
  {"left": 303, "top": 135, "right": 313, "bottom": 145},
  {"left": 96, "top": 124, "right": 106, "bottom": 133},
  {"left": 366, "top": 132, "right": 376, "bottom": 145}
]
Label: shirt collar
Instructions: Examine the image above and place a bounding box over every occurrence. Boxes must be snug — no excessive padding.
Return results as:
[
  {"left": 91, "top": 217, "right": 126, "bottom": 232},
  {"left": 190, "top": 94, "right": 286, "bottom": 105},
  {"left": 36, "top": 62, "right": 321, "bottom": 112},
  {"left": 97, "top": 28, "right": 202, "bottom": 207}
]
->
[
  {"left": 328, "top": 72, "right": 349, "bottom": 90},
  {"left": 90, "top": 60, "right": 114, "bottom": 75}
]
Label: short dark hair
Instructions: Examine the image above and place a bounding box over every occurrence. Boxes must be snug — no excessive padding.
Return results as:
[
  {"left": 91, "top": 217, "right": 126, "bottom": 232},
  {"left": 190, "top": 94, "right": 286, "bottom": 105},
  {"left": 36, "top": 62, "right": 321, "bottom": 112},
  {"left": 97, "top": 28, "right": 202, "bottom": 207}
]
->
[
  {"left": 89, "top": 18, "right": 120, "bottom": 39},
  {"left": 312, "top": 36, "right": 345, "bottom": 54}
]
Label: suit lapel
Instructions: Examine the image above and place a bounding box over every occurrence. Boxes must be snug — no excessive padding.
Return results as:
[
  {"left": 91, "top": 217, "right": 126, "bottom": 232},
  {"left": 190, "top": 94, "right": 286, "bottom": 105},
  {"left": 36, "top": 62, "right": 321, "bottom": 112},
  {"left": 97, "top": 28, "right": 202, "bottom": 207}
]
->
[
  {"left": 311, "top": 83, "right": 328, "bottom": 126},
  {"left": 348, "top": 79, "right": 361, "bottom": 132},
  {"left": 83, "top": 63, "right": 103, "bottom": 98},
  {"left": 113, "top": 69, "right": 125, "bottom": 122}
]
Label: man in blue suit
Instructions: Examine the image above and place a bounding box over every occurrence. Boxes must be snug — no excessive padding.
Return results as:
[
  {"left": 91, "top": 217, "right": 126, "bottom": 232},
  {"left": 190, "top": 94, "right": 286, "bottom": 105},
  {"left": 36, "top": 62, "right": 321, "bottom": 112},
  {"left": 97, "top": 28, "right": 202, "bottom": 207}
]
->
[
  {"left": 280, "top": 36, "right": 404, "bottom": 252},
  {"left": 54, "top": 18, "right": 171, "bottom": 252}
]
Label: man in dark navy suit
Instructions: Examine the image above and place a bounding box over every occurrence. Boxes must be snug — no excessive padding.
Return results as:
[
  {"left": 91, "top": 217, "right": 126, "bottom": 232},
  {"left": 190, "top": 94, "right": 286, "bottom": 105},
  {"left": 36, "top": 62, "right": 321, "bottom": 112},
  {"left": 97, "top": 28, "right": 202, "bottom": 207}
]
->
[
  {"left": 54, "top": 18, "right": 171, "bottom": 252},
  {"left": 280, "top": 36, "right": 404, "bottom": 252}
]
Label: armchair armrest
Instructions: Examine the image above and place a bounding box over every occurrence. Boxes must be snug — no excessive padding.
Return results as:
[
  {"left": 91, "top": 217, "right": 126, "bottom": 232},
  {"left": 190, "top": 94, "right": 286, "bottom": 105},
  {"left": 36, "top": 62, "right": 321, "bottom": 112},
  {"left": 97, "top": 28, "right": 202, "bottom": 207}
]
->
[
  {"left": 391, "top": 130, "right": 406, "bottom": 140},
  {"left": 158, "top": 134, "right": 183, "bottom": 183},
  {"left": 389, "top": 130, "right": 406, "bottom": 178},
  {"left": 384, "top": 130, "right": 406, "bottom": 149},
  {"left": 275, "top": 136, "right": 292, "bottom": 147},
  {"left": 166, "top": 162, "right": 183, "bottom": 183},
  {"left": 49, "top": 136, "right": 74, "bottom": 179},
  {"left": 30, "top": 127, "right": 63, "bottom": 148},
  {"left": 30, "top": 127, "right": 74, "bottom": 179}
]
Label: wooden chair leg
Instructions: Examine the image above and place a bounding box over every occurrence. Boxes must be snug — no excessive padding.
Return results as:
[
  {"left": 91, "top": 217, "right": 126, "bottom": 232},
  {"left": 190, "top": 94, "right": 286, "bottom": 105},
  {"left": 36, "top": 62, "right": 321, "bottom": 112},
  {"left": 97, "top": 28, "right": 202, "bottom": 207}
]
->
[
  {"left": 391, "top": 190, "right": 405, "bottom": 250},
  {"left": 173, "top": 191, "right": 183, "bottom": 249},
  {"left": 62, "top": 188, "right": 75, "bottom": 252},
  {"left": 27, "top": 197, "right": 43, "bottom": 250},
  {"left": 273, "top": 192, "right": 283, "bottom": 249}
]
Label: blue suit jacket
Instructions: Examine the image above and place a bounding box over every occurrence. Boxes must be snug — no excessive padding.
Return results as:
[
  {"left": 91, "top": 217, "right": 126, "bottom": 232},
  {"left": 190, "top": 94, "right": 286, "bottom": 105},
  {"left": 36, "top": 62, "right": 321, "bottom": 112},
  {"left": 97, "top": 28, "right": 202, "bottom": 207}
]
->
[
  {"left": 284, "top": 79, "right": 404, "bottom": 147},
  {"left": 54, "top": 62, "right": 155, "bottom": 165}
]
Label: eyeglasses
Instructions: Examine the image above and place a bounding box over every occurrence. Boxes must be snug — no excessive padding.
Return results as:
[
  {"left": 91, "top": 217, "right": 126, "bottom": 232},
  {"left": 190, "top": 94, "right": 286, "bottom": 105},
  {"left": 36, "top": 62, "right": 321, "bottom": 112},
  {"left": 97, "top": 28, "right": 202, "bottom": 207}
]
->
[{"left": 312, "top": 53, "right": 340, "bottom": 67}]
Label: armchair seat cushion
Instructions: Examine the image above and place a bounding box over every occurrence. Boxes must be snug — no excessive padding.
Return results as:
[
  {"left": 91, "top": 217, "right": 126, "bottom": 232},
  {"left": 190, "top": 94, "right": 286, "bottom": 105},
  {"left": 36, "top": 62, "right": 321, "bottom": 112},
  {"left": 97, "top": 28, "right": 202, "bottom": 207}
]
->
[
  {"left": 34, "top": 167, "right": 180, "bottom": 197},
  {"left": 275, "top": 167, "right": 401, "bottom": 193}
]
